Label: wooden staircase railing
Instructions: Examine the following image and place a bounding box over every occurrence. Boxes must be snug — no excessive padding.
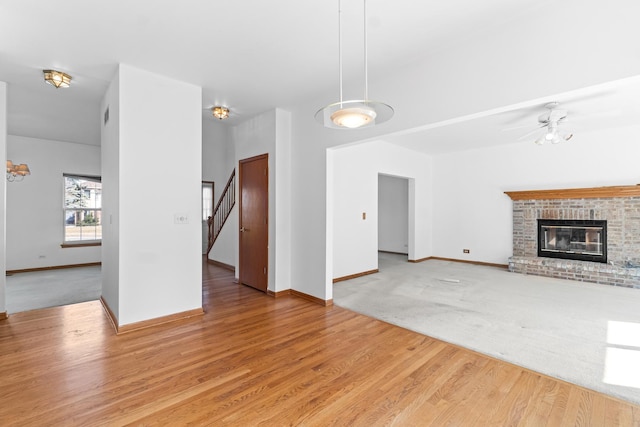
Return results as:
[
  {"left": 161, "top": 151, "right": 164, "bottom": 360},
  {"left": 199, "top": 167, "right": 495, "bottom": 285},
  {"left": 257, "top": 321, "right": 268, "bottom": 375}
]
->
[{"left": 207, "top": 169, "right": 236, "bottom": 255}]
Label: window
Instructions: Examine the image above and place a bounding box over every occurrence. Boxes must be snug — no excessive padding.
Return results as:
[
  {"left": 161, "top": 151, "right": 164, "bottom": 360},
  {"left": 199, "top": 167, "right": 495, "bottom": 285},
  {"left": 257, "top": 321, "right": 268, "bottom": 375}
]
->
[
  {"left": 64, "top": 174, "right": 102, "bottom": 244},
  {"left": 202, "top": 181, "right": 214, "bottom": 221}
]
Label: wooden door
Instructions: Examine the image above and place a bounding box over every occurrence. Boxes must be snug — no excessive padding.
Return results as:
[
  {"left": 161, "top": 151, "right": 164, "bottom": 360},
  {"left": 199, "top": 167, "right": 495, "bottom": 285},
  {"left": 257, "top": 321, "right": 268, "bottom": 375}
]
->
[{"left": 239, "top": 154, "right": 268, "bottom": 292}]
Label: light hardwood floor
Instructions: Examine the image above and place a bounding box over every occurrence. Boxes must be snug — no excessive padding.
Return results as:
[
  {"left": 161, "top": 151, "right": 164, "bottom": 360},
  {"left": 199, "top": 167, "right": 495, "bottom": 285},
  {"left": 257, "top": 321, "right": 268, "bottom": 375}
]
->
[{"left": 1, "top": 261, "right": 639, "bottom": 426}]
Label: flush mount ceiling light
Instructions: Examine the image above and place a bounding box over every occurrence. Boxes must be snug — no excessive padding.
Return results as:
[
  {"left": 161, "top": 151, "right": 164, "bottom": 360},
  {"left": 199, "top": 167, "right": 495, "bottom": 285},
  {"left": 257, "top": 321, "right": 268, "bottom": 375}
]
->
[
  {"left": 315, "top": 0, "right": 393, "bottom": 129},
  {"left": 43, "top": 69, "right": 72, "bottom": 88},
  {"left": 212, "top": 106, "right": 230, "bottom": 120}
]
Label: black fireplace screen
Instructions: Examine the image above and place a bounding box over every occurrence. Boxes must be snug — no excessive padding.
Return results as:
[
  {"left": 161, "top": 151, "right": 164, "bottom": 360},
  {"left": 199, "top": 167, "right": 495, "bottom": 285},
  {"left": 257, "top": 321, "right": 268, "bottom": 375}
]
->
[{"left": 537, "top": 219, "right": 607, "bottom": 263}]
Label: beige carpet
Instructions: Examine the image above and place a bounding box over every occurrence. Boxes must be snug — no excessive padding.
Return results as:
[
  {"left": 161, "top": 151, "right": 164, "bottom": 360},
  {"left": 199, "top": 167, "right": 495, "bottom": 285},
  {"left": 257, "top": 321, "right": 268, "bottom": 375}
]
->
[{"left": 333, "top": 252, "right": 640, "bottom": 405}]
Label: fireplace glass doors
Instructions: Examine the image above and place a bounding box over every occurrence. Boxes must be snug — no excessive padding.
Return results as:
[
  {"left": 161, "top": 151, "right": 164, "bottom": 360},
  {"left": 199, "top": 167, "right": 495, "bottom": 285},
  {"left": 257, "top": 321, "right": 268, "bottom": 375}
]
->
[{"left": 537, "top": 219, "right": 607, "bottom": 263}]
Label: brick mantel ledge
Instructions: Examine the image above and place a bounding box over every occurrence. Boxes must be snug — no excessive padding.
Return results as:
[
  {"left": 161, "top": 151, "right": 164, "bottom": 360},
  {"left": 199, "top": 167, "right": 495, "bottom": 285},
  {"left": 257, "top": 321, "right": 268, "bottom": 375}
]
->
[{"left": 504, "top": 184, "right": 640, "bottom": 201}]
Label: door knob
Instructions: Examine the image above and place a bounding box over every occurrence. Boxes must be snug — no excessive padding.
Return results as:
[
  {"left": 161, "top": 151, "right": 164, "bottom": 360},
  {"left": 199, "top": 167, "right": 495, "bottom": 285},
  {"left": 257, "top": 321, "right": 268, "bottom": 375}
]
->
[{"left": 240, "top": 227, "right": 246, "bottom": 232}]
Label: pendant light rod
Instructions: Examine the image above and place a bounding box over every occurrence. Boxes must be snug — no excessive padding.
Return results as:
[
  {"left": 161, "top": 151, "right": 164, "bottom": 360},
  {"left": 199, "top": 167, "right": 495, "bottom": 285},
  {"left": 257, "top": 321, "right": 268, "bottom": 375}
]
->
[
  {"left": 363, "top": 0, "right": 368, "bottom": 101},
  {"left": 314, "top": 0, "right": 394, "bottom": 129},
  {"left": 338, "top": 0, "right": 343, "bottom": 106},
  {"left": 339, "top": 0, "right": 369, "bottom": 102}
]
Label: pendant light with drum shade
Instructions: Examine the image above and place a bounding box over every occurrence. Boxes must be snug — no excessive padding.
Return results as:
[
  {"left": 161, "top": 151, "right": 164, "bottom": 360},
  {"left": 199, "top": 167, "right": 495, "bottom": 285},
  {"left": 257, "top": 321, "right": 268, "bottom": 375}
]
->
[{"left": 315, "top": 0, "right": 393, "bottom": 129}]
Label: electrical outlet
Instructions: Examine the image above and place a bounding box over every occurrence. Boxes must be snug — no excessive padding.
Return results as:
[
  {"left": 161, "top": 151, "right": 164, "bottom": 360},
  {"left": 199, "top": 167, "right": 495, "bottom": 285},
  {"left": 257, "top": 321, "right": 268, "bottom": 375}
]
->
[{"left": 463, "top": 249, "right": 470, "bottom": 254}]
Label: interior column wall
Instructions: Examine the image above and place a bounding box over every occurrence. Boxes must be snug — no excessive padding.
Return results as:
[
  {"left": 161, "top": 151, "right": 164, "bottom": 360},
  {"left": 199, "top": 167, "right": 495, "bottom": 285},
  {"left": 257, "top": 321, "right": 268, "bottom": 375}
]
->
[
  {"left": 101, "top": 68, "right": 120, "bottom": 319},
  {"left": 102, "top": 64, "right": 203, "bottom": 327},
  {"left": 0, "top": 82, "right": 7, "bottom": 315},
  {"left": 274, "top": 109, "right": 292, "bottom": 292}
]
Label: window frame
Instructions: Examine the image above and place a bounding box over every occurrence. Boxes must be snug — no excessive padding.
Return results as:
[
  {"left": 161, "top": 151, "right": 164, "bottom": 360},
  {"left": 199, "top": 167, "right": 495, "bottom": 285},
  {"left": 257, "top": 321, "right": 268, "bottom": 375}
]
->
[{"left": 62, "top": 173, "right": 102, "bottom": 247}]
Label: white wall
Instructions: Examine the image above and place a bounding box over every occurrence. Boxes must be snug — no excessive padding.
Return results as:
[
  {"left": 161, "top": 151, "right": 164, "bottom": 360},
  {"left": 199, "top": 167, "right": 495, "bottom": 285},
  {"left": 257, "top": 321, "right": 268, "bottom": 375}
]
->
[
  {"left": 331, "top": 141, "right": 432, "bottom": 281},
  {"left": 202, "top": 119, "right": 231, "bottom": 201},
  {"left": 331, "top": 144, "right": 377, "bottom": 279},
  {"left": 432, "top": 125, "right": 640, "bottom": 265},
  {"left": 230, "top": 108, "right": 292, "bottom": 292},
  {"left": 101, "top": 68, "right": 120, "bottom": 319},
  {"left": 6, "top": 136, "right": 101, "bottom": 270},
  {"left": 102, "top": 64, "right": 202, "bottom": 326},
  {"left": 0, "top": 82, "right": 6, "bottom": 314},
  {"left": 291, "top": 110, "right": 336, "bottom": 301},
  {"left": 231, "top": 109, "right": 274, "bottom": 285},
  {"left": 208, "top": 205, "right": 237, "bottom": 268},
  {"left": 203, "top": 119, "right": 234, "bottom": 260},
  {"left": 274, "top": 109, "right": 292, "bottom": 291},
  {"left": 378, "top": 174, "right": 409, "bottom": 254}
]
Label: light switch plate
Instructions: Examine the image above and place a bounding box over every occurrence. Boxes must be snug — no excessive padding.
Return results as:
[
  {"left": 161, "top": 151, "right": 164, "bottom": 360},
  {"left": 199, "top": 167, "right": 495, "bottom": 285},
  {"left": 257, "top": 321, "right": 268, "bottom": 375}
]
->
[{"left": 174, "top": 213, "right": 189, "bottom": 224}]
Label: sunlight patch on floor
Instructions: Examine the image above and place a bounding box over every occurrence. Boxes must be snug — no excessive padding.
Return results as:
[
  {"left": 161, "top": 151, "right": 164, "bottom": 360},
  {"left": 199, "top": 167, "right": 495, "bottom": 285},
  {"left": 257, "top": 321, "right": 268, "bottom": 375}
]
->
[
  {"left": 603, "top": 320, "right": 640, "bottom": 388},
  {"left": 607, "top": 320, "right": 640, "bottom": 347}
]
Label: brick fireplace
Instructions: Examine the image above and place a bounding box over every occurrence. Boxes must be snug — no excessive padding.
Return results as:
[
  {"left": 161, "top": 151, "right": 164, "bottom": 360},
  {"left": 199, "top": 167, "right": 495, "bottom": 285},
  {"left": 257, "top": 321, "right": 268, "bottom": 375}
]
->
[{"left": 505, "top": 185, "right": 640, "bottom": 289}]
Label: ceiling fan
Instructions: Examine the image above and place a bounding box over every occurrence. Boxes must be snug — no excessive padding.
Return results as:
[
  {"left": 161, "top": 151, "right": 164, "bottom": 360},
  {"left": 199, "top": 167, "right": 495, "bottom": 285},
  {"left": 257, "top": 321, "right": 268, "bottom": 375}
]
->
[{"left": 520, "top": 102, "right": 573, "bottom": 145}]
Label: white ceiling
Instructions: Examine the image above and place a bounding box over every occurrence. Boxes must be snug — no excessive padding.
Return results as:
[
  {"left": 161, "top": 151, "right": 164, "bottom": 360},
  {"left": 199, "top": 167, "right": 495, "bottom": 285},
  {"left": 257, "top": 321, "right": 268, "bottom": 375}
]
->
[
  {"left": 1, "top": 0, "right": 639, "bottom": 153},
  {"left": 383, "top": 76, "right": 640, "bottom": 155}
]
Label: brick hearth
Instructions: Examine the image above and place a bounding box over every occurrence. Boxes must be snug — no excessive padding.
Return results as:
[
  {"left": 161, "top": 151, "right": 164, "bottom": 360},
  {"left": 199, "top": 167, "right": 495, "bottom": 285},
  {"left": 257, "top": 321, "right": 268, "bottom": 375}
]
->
[{"left": 505, "top": 185, "right": 640, "bottom": 289}]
